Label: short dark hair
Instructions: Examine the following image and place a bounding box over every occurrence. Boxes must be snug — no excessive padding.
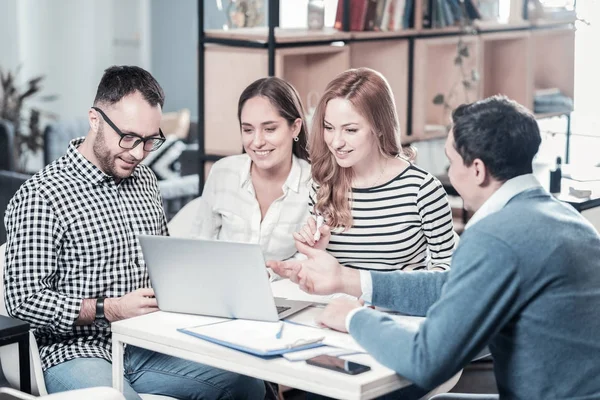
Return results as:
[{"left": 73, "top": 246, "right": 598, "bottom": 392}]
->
[
  {"left": 93, "top": 65, "right": 165, "bottom": 108},
  {"left": 237, "top": 77, "right": 309, "bottom": 161},
  {"left": 451, "top": 95, "right": 541, "bottom": 181}
]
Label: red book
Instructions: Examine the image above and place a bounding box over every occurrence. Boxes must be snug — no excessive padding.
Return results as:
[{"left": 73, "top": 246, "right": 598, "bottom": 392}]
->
[{"left": 335, "top": 0, "right": 370, "bottom": 31}]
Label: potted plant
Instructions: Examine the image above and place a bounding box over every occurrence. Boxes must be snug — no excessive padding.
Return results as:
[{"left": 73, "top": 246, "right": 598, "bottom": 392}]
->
[{"left": 0, "top": 66, "right": 56, "bottom": 172}]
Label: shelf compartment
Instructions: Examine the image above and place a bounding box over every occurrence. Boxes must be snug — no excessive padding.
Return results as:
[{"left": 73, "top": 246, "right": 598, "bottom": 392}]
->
[
  {"left": 480, "top": 30, "right": 532, "bottom": 110},
  {"left": 411, "top": 34, "right": 481, "bottom": 141},
  {"left": 531, "top": 27, "right": 575, "bottom": 102}
]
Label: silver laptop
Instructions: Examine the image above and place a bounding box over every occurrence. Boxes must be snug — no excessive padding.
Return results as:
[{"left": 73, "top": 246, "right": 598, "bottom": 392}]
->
[{"left": 138, "top": 235, "right": 313, "bottom": 322}]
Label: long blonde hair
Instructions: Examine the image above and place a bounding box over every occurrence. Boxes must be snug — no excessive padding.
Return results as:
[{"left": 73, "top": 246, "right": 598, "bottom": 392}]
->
[{"left": 309, "top": 68, "right": 411, "bottom": 230}]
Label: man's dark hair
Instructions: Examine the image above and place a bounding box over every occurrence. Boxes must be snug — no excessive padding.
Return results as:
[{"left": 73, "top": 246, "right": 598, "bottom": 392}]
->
[
  {"left": 93, "top": 65, "right": 165, "bottom": 108},
  {"left": 451, "top": 95, "right": 541, "bottom": 182}
]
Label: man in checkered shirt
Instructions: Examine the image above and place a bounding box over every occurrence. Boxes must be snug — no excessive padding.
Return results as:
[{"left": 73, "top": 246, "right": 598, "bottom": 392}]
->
[{"left": 4, "top": 66, "right": 265, "bottom": 400}]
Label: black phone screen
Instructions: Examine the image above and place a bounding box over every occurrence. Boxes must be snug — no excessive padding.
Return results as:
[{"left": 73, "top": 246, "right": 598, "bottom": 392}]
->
[{"left": 306, "top": 355, "right": 371, "bottom": 375}]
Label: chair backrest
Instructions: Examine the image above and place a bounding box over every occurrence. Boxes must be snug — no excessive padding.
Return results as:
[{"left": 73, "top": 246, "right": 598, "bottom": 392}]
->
[
  {"left": 0, "top": 386, "right": 36, "bottom": 399},
  {"left": 0, "top": 243, "right": 48, "bottom": 395},
  {"left": 0, "top": 120, "right": 16, "bottom": 171},
  {"left": 158, "top": 176, "right": 199, "bottom": 222},
  {"left": 0, "top": 171, "right": 31, "bottom": 244},
  {"left": 43, "top": 118, "right": 90, "bottom": 166},
  {"left": 166, "top": 196, "right": 202, "bottom": 237}
]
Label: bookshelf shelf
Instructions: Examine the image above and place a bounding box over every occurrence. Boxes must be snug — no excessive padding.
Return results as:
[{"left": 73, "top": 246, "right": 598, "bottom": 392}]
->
[
  {"left": 530, "top": 19, "right": 576, "bottom": 28},
  {"left": 474, "top": 20, "right": 531, "bottom": 31},
  {"left": 350, "top": 29, "right": 418, "bottom": 40},
  {"left": 204, "top": 27, "right": 351, "bottom": 44},
  {"left": 415, "top": 26, "right": 463, "bottom": 35},
  {"left": 535, "top": 111, "right": 571, "bottom": 119}
]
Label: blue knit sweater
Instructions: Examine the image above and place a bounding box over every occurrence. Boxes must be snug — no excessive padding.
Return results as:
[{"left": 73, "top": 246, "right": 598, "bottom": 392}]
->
[{"left": 349, "top": 188, "right": 600, "bottom": 399}]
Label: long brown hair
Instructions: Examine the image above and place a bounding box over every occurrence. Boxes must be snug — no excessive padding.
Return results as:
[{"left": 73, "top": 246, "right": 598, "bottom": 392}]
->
[
  {"left": 237, "top": 77, "right": 309, "bottom": 161},
  {"left": 310, "top": 68, "right": 410, "bottom": 229}
]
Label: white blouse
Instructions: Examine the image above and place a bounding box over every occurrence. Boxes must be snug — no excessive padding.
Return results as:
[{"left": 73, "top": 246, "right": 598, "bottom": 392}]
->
[{"left": 188, "top": 154, "right": 311, "bottom": 262}]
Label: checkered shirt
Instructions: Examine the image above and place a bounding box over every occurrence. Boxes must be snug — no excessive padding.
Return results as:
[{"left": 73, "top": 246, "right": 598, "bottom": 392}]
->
[{"left": 3, "top": 137, "right": 168, "bottom": 370}]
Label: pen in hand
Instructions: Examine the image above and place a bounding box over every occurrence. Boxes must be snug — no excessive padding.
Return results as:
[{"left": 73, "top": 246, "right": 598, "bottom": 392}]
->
[
  {"left": 276, "top": 321, "right": 285, "bottom": 339},
  {"left": 313, "top": 215, "right": 325, "bottom": 242}
]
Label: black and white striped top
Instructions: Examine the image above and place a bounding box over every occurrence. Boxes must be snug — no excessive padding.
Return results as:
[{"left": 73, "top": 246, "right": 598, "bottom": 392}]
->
[{"left": 310, "top": 164, "right": 455, "bottom": 271}]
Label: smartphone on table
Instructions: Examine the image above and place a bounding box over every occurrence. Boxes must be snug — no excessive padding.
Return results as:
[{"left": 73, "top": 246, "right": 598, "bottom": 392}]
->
[{"left": 306, "top": 355, "right": 371, "bottom": 375}]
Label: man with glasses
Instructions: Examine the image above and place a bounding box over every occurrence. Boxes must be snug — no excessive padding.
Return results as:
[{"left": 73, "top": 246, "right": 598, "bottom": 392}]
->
[{"left": 4, "top": 65, "right": 265, "bottom": 400}]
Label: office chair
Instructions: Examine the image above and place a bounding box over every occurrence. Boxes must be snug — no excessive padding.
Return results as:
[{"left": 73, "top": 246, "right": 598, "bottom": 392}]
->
[{"left": 0, "top": 386, "right": 126, "bottom": 400}]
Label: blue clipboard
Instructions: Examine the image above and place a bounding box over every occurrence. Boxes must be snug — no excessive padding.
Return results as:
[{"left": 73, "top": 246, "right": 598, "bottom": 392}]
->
[{"left": 178, "top": 327, "right": 325, "bottom": 357}]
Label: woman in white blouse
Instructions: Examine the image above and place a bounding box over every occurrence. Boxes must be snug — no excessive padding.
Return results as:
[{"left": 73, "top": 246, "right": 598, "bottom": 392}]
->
[{"left": 189, "top": 77, "right": 311, "bottom": 270}]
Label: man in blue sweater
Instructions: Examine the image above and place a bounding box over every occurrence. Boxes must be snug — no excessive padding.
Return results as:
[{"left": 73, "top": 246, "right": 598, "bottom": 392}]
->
[{"left": 269, "top": 96, "right": 600, "bottom": 399}]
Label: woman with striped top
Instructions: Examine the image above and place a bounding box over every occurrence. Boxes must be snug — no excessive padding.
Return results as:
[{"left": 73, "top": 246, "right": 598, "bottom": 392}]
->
[{"left": 294, "top": 68, "right": 456, "bottom": 272}]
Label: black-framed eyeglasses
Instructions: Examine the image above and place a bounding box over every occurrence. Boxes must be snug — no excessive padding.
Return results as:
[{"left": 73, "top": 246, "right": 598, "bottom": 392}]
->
[{"left": 92, "top": 106, "right": 166, "bottom": 152}]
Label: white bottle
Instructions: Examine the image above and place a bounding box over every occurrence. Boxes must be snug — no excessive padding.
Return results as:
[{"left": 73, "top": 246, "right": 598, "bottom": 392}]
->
[{"left": 307, "top": 0, "right": 325, "bottom": 30}]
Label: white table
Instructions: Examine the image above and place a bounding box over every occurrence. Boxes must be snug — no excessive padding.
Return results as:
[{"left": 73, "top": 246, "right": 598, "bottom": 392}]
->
[{"left": 111, "top": 280, "right": 416, "bottom": 399}]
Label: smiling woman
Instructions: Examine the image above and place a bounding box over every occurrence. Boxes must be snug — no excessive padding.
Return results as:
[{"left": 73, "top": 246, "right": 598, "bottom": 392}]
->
[
  {"left": 185, "top": 77, "right": 312, "bottom": 278},
  {"left": 297, "top": 68, "right": 457, "bottom": 272}
]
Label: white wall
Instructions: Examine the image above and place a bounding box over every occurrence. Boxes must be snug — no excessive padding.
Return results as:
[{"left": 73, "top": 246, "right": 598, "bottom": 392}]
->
[
  {"left": 150, "top": 0, "right": 198, "bottom": 118},
  {"left": 0, "top": 0, "right": 20, "bottom": 71},
  {"left": 17, "top": 0, "right": 150, "bottom": 121}
]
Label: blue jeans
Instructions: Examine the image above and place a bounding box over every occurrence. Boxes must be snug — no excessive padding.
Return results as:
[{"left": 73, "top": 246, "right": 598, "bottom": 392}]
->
[{"left": 44, "top": 345, "right": 266, "bottom": 400}]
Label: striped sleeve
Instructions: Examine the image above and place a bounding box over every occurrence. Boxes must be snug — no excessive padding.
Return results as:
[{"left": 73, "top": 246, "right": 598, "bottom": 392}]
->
[
  {"left": 416, "top": 175, "right": 456, "bottom": 270},
  {"left": 308, "top": 179, "right": 318, "bottom": 217}
]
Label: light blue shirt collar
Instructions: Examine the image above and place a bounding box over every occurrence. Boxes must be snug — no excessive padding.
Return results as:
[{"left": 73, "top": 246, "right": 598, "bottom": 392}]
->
[{"left": 465, "top": 174, "right": 542, "bottom": 230}]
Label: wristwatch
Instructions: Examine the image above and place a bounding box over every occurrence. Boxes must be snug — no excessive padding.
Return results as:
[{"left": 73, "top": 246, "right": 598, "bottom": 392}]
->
[{"left": 94, "top": 297, "right": 110, "bottom": 328}]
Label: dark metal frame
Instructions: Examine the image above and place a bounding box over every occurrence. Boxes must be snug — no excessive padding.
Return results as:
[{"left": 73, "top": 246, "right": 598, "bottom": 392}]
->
[
  {"left": 196, "top": 0, "right": 575, "bottom": 193},
  {"left": 0, "top": 316, "right": 31, "bottom": 394}
]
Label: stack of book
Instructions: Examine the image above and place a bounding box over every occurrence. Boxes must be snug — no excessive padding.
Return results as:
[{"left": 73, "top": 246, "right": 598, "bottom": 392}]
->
[
  {"left": 422, "top": 0, "right": 481, "bottom": 28},
  {"left": 534, "top": 88, "right": 573, "bottom": 115},
  {"left": 334, "top": 0, "right": 415, "bottom": 31}
]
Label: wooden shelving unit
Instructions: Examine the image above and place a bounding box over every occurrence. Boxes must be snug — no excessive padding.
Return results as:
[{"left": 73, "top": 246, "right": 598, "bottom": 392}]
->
[{"left": 196, "top": 0, "right": 576, "bottom": 191}]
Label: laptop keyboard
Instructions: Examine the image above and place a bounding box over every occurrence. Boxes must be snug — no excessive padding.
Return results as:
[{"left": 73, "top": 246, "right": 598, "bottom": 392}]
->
[{"left": 276, "top": 306, "right": 291, "bottom": 315}]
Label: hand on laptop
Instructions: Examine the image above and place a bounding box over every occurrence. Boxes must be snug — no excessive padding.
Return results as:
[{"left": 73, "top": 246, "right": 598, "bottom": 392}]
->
[
  {"left": 267, "top": 242, "right": 361, "bottom": 297},
  {"left": 316, "top": 298, "right": 364, "bottom": 333},
  {"left": 105, "top": 288, "right": 159, "bottom": 322},
  {"left": 293, "top": 215, "right": 331, "bottom": 250}
]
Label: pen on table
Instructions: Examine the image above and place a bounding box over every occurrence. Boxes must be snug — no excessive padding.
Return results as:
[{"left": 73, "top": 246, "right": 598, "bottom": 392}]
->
[
  {"left": 276, "top": 321, "right": 285, "bottom": 339},
  {"left": 313, "top": 215, "right": 325, "bottom": 242}
]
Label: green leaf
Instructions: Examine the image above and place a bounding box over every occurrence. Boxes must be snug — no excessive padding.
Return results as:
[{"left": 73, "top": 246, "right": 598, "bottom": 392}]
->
[
  {"left": 433, "top": 94, "right": 445, "bottom": 105},
  {"left": 454, "top": 56, "right": 463, "bottom": 65},
  {"left": 459, "top": 45, "right": 469, "bottom": 58},
  {"left": 462, "top": 80, "right": 472, "bottom": 89},
  {"left": 471, "top": 69, "right": 480, "bottom": 82}
]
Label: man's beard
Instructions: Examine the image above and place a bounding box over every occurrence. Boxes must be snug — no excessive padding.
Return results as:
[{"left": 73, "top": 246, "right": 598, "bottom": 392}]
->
[{"left": 93, "top": 123, "right": 137, "bottom": 179}]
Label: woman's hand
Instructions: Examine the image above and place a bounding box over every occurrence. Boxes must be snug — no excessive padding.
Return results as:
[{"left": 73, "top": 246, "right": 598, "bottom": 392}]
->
[{"left": 292, "top": 216, "right": 331, "bottom": 250}]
